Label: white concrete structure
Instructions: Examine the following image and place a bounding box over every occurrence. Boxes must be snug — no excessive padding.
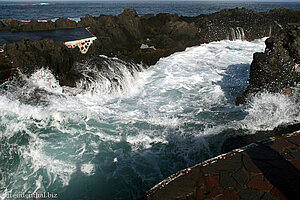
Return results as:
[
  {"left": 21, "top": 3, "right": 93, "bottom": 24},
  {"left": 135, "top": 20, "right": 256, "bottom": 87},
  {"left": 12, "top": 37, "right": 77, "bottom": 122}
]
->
[
  {"left": 64, "top": 36, "right": 97, "bottom": 54},
  {"left": 296, "top": 64, "right": 300, "bottom": 73},
  {"left": 140, "top": 44, "right": 156, "bottom": 50}
]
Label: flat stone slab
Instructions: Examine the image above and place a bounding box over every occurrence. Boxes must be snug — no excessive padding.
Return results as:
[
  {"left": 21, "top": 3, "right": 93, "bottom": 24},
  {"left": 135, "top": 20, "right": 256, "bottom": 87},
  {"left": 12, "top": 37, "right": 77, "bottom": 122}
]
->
[
  {"left": 0, "top": 28, "right": 94, "bottom": 46},
  {"left": 146, "top": 131, "right": 300, "bottom": 200}
]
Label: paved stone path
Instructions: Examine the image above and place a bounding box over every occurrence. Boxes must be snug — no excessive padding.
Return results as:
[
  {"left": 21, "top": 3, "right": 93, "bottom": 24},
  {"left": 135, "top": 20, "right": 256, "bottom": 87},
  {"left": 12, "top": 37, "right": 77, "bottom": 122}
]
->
[{"left": 145, "top": 131, "right": 300, "bottom": 200}]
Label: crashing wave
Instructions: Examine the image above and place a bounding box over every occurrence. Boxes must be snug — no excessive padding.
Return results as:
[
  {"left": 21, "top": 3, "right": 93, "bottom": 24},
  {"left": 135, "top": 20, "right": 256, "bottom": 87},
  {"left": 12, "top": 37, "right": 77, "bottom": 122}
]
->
[
  {"left": 73, "top": 56, "right": 145, "bottom": 96},
  {"left": 0, "top": 56, "right": 145, "bottom": 105},
  {"left": 228, "top": 27, "right": 246, "bottom": 41}
]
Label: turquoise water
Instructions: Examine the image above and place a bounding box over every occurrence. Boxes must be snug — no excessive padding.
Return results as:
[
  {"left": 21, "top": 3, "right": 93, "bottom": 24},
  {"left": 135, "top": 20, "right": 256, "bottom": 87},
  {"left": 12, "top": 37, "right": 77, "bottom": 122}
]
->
[{"left": 1, "top": 38, "right": 299, "bottom": 199}]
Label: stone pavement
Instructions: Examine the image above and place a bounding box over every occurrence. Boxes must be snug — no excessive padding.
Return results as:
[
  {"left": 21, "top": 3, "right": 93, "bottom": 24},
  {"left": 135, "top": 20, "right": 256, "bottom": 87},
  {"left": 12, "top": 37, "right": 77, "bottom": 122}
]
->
[{"left": 145, "top": 131, "right": 300, "bottom": 200}]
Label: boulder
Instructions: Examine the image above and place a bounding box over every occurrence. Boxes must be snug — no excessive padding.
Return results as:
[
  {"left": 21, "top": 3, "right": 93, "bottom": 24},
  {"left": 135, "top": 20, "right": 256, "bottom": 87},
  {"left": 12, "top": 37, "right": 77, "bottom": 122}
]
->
[
  {"left": 7, "top": 20, "right": 21, "bottom": 32},
  {"left": 0, "top": 54, "right": 17, "bottom": 84},
  {"left": 118, "top": 8, "right": 142, "bottom": 40},
  {"left": 6, "top": 39, "right": 79, "bottom": 87},
  {"left": 162, "top": 21, "right": 198, "bottom": 41},
  {"left": 78, "top": 14, "right": 96, "bottom": 27},
  {"left": 54, "top": 17, "right": 77, "bottom": 29},
  {"left": 236, "top": 24, "right": 300, "bottom": 105}
]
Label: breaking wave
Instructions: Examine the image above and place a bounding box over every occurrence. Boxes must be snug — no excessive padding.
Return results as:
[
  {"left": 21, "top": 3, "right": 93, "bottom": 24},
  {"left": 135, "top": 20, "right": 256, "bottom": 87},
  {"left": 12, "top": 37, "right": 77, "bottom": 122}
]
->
[{"left": 0, "top": 38, "right": 299, "bottom": 200}]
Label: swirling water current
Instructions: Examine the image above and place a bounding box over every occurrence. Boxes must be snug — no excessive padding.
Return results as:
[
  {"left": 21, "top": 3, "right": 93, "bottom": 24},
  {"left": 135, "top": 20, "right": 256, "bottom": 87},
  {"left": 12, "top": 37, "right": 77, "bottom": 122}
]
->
[{"left": 1, "top": 38, "right": 300, "bottom": 199}]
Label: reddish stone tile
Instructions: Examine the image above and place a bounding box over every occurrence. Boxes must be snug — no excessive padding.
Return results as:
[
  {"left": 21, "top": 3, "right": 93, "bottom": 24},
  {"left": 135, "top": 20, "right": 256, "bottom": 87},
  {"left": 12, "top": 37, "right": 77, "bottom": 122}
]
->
[
  {"left": 204, "top": 189, "right": 222, "bottom": 200},
  {"left": 242, "top": 154, "right": 261, "bottom": 173},
  {"left": 290, "top": 160, "right": 300, "bottom": 170},
  {"left": 282, "top": 152, "right": 294, "bottom": 161},
  {"left": 202, "top": 153, "right": 242, "bottom": 176},
  {"left": 291, "top": 151, "right": 300, "bottom": 160},
  {"left": 247, "top": 177, "right": 273, "bottom": 192},
  {"left": 221, "top": 189, "right": 240, "bottom": 200},
  {"left": 205, "top": 175, "right": 219, "bottom": 190},
  {"left": 271, "top": 187, "right": 288, "bottom": 200},
  {"left": 268, "top": 138, "right": 297, "bottom": 153},
  {"left": 260, "top": 192, "right": 278, "bottom": 200},
  {"left": 286, "top": 135, "right": 300, "bottom": 146},
  {"left": 238, "top": 188, "right": 262, "bottom": 200},
  {"left": 232, "top": 169, "right": 249, "bottom": 186},
  {"left": 196, "top": 188, "right": 204, "bottom": 200},
  {"left": 220, "top": 172, "right": 238, "bottom": 190},
  {"left": 198, "top": 178, "right": 205, "bottom": 188}
]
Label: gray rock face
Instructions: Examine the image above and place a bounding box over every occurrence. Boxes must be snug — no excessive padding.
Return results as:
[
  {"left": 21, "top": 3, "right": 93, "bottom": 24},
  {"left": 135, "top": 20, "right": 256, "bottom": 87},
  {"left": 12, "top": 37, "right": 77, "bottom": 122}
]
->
[{"left": 236, "top": 24, "right": 300, "bottom": 105}]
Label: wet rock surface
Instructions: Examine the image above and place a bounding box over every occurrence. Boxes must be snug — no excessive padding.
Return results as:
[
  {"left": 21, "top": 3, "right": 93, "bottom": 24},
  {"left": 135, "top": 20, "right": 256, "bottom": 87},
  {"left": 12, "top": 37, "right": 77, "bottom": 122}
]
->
[
  {"left": 236, "top": 23, "right": 300, "bottom": 105},
  {"left": 0, "top": 7, "right": 300, "bottom": 200},
  {"left": 221, "top": 123, "right": 300, "bottom": 154},
  {"left": 3, "top": 39, "right": 79, "bottom": 87},
  {"left": 0, "top": 8, "right": 300, "bottom": 86},
  {"left": 145, "top": 131, "right": 300, "bottom": 200}
]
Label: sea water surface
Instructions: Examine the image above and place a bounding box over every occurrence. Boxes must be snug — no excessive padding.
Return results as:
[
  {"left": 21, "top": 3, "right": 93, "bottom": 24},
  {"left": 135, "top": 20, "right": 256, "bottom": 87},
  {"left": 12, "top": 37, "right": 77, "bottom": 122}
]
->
[
  {"left": 1, "top": 1, "right": 300, "bottom": 200},
  {"left": 0, "top": 1, "right": 300, "bottom": 21},
  {"left": 1, "top": 38, "right": 299, "bottom": 199}
]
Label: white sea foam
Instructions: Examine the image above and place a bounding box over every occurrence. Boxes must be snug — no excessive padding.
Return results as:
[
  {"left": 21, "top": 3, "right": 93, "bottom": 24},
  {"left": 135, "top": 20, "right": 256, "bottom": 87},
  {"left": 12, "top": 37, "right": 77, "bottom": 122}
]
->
[
  {"left": 68, "top": 17, "right": 81, "bottom": 22},
  {"left": 240, "top": 93, "right": 300, "bottom": 132},
  {"left": 73, "top": 58, "right": 144, "bottom": 98},
  {"left": 26, "top": 68, "right": 63, "bottom": 94},
  {"left": 27, "top": 3, "right": 50, "bottom": 6},
  {"left": 81, "top": 163, "right": 95, "bottom": 176},
  {"left": 3, "top": 37, "right": 298, "bottom": 199},
  {"left": 39, "top": 3, "right": 49, "bottom": 6}
]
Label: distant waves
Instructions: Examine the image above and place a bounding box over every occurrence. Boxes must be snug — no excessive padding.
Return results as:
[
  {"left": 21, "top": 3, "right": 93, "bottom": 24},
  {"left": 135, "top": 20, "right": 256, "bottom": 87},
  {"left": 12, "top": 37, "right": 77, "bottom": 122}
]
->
[{"left": 0, "top": 1, "right": 300, "bottom": 22}]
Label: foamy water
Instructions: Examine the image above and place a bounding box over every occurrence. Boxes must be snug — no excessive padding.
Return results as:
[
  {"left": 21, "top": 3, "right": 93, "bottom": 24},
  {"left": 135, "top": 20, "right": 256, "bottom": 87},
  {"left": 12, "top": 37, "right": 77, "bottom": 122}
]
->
[{"left": 0, "top": 38, "right": 298, "bottom": 200}]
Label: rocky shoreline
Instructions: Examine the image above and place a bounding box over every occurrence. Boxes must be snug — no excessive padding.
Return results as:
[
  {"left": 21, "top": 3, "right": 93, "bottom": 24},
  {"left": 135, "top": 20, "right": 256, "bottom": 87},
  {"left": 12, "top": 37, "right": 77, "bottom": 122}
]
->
[
  {"left": 0, "top": 8, "right": 300, "bottom": 88},
  {"left": 236, "top": 23, "right": 300, "bottom": 105},
  {"left": 1, "top": 8, "right": 300, "bottom": 199}
]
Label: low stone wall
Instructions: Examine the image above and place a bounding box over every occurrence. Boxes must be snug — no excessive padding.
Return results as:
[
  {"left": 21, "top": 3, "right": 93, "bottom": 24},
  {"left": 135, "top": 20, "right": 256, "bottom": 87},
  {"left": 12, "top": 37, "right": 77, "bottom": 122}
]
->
[
  {"left": 146, "top": 131, "right": 300, "bottom": 200},
  {"left": 64, "top": 36, "right": 97, "bottom": 54}
]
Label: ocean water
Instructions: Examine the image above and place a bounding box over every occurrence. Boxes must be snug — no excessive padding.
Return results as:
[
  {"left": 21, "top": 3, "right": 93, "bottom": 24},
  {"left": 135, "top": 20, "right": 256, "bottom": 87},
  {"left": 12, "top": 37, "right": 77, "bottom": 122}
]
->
[
  {"left": 1, "top": 38, "right": 299, "bottom": 200},
  {"left": 0, "top": 1, "right": 300, "bottom": 21},
  {"left": 1, "top": 1, "right": 300, "bottom": 200}
]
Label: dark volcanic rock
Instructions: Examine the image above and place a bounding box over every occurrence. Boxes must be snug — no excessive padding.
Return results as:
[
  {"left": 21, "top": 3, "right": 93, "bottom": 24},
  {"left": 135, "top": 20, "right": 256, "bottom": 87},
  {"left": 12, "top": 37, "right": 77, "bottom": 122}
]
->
[
  {"left": 118, "top": 8, "right": 143, "bottom": 40},
  {"left": 20, "top": 20, "right": 56, "bottom": 32},
  {"left": 236, "top": 24, "right": 300, "bottom": 105},
  {"left": 0, "top": 18, "right": 80, "bottom": 32},
  {"left": 0, "top": 54, "right": 17, "bottom": 84},
  {"left": 5, "top": 39, "right": 79, "bottom": 87},
  {"left": 54, "top": 17, "right": 77, "bottom": 29},
  {"left": 1, "top": 8, "right": 300, "bottom": 85}
]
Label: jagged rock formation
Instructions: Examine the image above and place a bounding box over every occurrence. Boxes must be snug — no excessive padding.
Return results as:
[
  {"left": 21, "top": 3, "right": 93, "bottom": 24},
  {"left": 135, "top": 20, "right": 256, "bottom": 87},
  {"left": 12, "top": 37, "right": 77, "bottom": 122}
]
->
[
  {"left": 236, "top": 24, "right": 300, "bottom": 105},
  {"left": 2, "top": 39, "right": 79, "bottom": 87},
  {"left": 0, "top": 8, "right": 300, "bottom": 88},
  {"left": 0, "top": 18, "right": 77, "bottom": 32}
]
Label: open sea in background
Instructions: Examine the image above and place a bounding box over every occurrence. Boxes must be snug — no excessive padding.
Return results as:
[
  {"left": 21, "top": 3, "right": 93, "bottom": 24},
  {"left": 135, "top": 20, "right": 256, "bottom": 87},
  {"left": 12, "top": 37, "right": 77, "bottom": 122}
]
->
[
  {"left": 0, "top": 1, "right": 300, "bottom": 21},
  {"left": 0, "top": 1, "right": 300, "bottom": 200}
]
